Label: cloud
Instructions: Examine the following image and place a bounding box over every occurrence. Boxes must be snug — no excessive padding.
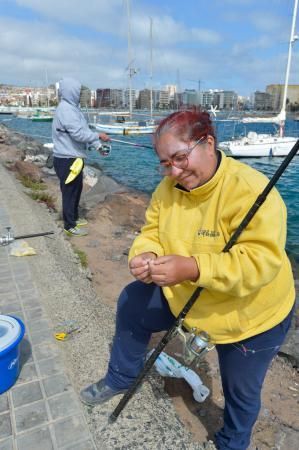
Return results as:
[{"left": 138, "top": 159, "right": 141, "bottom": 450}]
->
[
  {"left": 16, "top": 0, "right": 221, "bottom": 46},
  {"left": 0, "top": 17, "right": 127, "bottom": 87},
  {"left": 0, "top": 0, "right": 295, "bottom": 96},
  {"left": 0, "top": 1, "right": 222, "bottom": 89},
  {"left": 16, "top": 0, "right": 122, "bottom": 32},
  {"left": 249, "top": 13, "right": 285, "bottom": 32}
]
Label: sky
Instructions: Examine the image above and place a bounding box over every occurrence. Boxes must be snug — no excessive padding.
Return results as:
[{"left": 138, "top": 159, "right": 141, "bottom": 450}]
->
[{"left": 0, "top": 0, "right": 298, "bottom": 96}]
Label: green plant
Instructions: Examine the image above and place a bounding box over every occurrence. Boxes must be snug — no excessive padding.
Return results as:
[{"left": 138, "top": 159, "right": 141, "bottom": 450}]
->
[
  {"left": 73, "top": 247, "right": 88, "bottom": 268},
  {"left": 19, "top": 175, "right": 47, "bottom": 191},
  {"left": 27, "top": 191, "right": 56, "bottom": 210}
]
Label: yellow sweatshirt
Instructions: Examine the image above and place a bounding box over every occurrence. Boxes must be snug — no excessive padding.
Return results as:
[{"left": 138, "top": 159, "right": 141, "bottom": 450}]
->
[{"left": 129, "top": 152, "right": 295, "bottom": 344}]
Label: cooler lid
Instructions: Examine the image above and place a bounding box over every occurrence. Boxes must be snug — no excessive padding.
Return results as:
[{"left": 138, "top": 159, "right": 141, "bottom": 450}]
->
[{"left": 0, "top": 315, "right": 21, "bottom": 352}]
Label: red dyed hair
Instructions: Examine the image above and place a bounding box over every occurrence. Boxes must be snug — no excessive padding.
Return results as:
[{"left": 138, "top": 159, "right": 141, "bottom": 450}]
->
[{"left": 154, "top": 110, "right": 216, "bottom": 146}]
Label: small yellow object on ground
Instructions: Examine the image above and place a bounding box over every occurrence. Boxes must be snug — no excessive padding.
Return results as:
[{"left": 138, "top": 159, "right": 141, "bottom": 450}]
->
[
  {"left": 54, "top": 328, "right": 80, "bottom": 341},
  {"left": 9, "top": 240, "right": 36, "bottom": 256},
  {"left": 65, "top": 158, "right": 83, "bottom": 184}
]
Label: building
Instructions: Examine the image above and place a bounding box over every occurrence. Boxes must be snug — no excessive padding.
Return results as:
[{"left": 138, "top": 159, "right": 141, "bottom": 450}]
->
[
  {"left": 216, "top": 91, "right": 238, "bottom": 110},
  {"left": 158, "top": 90, "right": 170, "bottom": 109},
  {"left": 254, "top": 91, "right": 273, "bottom": 110},
  {"left": 198, "top": 90, "right": 238, "bottom": 110},
  {"left": 96, "top": 89, "right": 109, "bottom": 107},
  {"left": 90, "top": 90, "right": 97, "bottom": 108},
  {"left": 266, "top": 84, "right": 299, "bottom": 111},
  {"left": 199, "top": 90, "right": 214, "bottom": 109},
  {"left": 266, "top": 85, "right": 283, "bottom": 111},
  {"left": 124, "top": 89, "right": 137, "bottom": 109},
  {"left": 165, "top": 84, "right": 177, "bottom": 98},
  {"left": 182, "top": 89, "right": 199, "bottom": 107},
  {"left": 137, "top": 89, "right": 151, "bottom": 109},
  {"left": 96, "top": 88, "right": 123, "bottom": 108},
  {"left": 80, "top": 85, "right": 91, "bottom": 108}
]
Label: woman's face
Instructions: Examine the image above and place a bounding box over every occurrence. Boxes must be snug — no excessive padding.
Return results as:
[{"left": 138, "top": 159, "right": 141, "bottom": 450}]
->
[{"left": 155, "top": 131, "right": 218, "bottom": 190}]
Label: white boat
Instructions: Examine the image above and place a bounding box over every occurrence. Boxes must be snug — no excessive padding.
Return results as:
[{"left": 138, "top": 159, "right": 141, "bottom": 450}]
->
[
  {"left": 219, "top": 0, "right": 299, "bottom": 158},
  {"left": 91, "top": 2, "right": 157, "bottom": 136},
  {"left": 219, "top": 132, "right": 298, "bottom": 157},
  {"left": 91, "top": 119, "right": 156, "bottom": 135}
]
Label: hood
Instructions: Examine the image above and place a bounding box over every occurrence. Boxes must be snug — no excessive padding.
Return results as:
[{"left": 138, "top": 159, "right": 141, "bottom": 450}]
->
[{"left": 58, "top": 77, "right": 81, "bottom": 106}]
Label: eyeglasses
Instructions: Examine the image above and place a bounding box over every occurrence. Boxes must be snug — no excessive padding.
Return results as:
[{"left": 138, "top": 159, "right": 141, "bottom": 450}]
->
[{"left": 157, "top": 136, "right": 207, "bottom": 175}]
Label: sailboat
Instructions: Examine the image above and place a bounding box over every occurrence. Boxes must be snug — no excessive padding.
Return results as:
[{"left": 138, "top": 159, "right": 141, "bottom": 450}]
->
[
  {"left": 91, "top": 2, "right": 157, "bottom": 135},
  {"left": 219, "top": 0, "right": 299, "bottom": 157},
  {"left": 31, "top": 109, "right": 53, "bottom": 122},
  {"left": 31, "top": 70, "right": 54, "bottom": 122}
]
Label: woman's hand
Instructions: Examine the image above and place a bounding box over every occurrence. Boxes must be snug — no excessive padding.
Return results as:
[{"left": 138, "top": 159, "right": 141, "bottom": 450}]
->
[
  {"left": 148, "top": 255, "right": 199, "bottom": 286},
  {"left": 129, "top": 252, "right": 157, "bottom": 283}
]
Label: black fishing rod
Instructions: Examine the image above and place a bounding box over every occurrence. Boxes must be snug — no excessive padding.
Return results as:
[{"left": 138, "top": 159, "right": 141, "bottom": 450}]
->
[
  {"left": 14, "top": 231, "right": 54, "bottom": 240},
  {"left": 109, "top": 139, "right": 299, "bottom": 423},
  {"left": 0, "top": 228, "right": 54, "bottom": 246}
]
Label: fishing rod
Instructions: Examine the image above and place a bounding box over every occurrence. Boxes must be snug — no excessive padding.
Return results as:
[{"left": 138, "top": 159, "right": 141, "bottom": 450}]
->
[
  {"left": 110, "top": 138, "right": 153, "bottom": 150},
  {"left": 109, "top": 138, "right": 299, "bottom": 423},
  {"left": 0, "top": 227, "right": 54, "bottom": 246}
]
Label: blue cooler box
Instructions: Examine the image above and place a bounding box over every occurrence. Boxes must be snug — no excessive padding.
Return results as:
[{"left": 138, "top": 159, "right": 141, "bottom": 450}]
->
[{"left": 0, "top": 315, "right": 25, "bottom": 394}]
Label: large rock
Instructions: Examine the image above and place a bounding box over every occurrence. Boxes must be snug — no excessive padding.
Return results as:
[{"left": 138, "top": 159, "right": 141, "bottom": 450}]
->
[
  {"left": 0, "top": 124, "right": 50, "bottom": 162},
  {"left": 12, "top": 160, "right": 43, "bottom": 182},
  {"left": 82, "top": 173, "right": 123, "bottom": 208}
]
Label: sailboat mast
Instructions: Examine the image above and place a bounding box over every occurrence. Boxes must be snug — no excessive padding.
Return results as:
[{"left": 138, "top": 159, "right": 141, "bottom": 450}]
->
[
  {"left": 280, "top": 0, "right": 298, "bottom": 136},
  {"left": 45, "top": 68, "right": 49, "bottom": 108},
  {"left": 126, "top": 0, "right": 133, "bottom": 118},
  {"left": 149, "top": 17, "right": 153, "bottom": 120}
]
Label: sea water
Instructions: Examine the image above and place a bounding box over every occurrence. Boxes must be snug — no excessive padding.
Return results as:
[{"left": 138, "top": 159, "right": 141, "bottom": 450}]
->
[{"left": 0, "top": 114, "right": 298, "bottom": 261}]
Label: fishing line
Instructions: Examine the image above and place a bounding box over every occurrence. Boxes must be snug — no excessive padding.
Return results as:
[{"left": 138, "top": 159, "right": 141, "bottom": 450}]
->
[{"left": 110, "top": 138, "right": 153, "bottom": 150}]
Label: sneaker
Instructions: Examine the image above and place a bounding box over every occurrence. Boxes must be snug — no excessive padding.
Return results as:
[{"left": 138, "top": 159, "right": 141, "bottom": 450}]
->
[
  {"left": 64, "top": 226, "right": 88, "bottom": 237},
  {"left": 80, "top": 379, "right": 127, "bottom": 406},
  {"left": 203, "top": 441, "right": 217, "bottom": 450},
  {"left": 76, "top": 218, "right": 88, "bottom": 227}
]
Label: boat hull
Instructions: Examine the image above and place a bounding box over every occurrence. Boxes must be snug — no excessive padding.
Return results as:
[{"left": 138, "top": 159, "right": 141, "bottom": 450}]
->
[
  {"left": 31, "top": 117, "right": 53, "bottom": 122},
  {"left": 219, "top": 137, "right": 299, "bottom": 157},
  {"left": 91, "top": 123, "right": 156, "bottom": 135}
]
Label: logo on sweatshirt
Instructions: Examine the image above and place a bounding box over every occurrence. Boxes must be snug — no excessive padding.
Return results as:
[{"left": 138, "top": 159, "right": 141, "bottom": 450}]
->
[{"left": 197, "top": 229, "right": 220, "bottom": 238}]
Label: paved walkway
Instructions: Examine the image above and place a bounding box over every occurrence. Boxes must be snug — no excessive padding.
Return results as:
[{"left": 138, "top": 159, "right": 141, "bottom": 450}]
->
[
  {"left": 0, "top": 208, "right": 96, "bottom": 450},
  {"left": 0, "top": 160, "right": 205, "bottom": 450}
]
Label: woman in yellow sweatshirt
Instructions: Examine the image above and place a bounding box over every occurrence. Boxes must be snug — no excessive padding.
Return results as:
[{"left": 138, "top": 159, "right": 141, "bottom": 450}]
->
[{"left": 80, "top": 111, "right": 295, "bottom": 450}]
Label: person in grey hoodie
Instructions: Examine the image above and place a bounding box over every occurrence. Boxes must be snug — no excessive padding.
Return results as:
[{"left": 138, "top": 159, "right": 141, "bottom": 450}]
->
[{"left": 52, "top": 77, "right": 109, "bottom": 236}]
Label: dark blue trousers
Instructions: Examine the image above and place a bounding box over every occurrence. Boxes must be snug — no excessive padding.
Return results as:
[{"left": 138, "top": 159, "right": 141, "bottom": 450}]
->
[
  {"left": 105, "top": 281, "right": 294, "bottom": 450},
  {"left": 53, "top": 157, "right": 84, "bottom": 230}
]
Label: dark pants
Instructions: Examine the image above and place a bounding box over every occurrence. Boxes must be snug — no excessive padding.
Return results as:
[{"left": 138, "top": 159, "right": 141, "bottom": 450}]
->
[
  {"left": 105, "top": 281, "right": 294, "bottom": 450},
  {"left": 53, "top": 157, "right": 84, "bottom": 230}
]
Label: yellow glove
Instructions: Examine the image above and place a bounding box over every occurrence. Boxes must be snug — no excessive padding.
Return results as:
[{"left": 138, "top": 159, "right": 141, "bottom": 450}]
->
[{"left": 65, "top": 158, "right": 83, "bottom": 184}]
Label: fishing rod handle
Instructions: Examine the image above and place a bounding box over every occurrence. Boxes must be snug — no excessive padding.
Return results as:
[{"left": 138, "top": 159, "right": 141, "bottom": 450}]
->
[
  {"left": 14, "top": 231, "right": 54, "bottom": 240},
  {"left": 109, "top": 324, "right": 178, "bottom": 422}
]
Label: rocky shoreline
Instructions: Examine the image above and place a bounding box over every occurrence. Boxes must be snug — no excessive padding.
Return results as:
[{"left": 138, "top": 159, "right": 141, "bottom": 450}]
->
[{"left": 0, "top": 122, "right": 298, "bottom": 449}]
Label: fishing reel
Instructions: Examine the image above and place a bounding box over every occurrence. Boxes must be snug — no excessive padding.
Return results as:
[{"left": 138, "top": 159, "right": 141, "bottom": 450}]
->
[
  {"left": 0, "top": 227, "right": 14, "bottom": 246},
  {"left": 175, "top": 319, "right": 215, "bottom": 367},
  {"left": 98, "top": 143, "right": 112, "bottom": 157},
  {"left": 88, "top": 142, "right": 112, "bottom": 157}
]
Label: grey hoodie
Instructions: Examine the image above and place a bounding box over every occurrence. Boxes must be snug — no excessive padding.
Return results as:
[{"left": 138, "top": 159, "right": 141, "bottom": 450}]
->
[{"left": 52, "top": 77, "right": 99, "bottom": 158}]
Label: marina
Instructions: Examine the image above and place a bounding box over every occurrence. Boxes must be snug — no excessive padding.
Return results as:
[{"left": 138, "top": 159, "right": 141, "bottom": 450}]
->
[{"left": 0, "top": 113, "right": 298, "bottom": 261}]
